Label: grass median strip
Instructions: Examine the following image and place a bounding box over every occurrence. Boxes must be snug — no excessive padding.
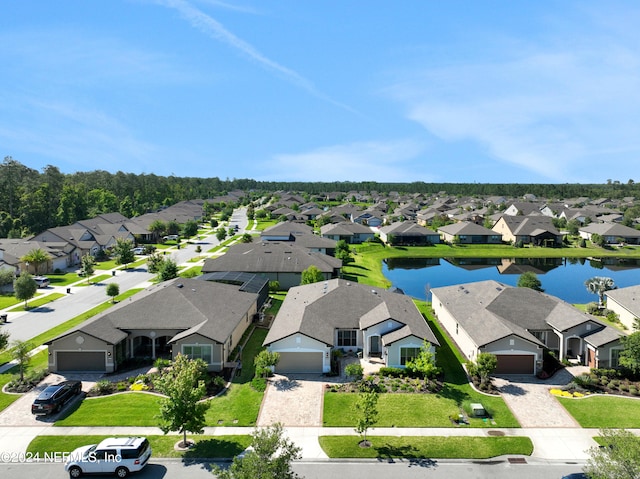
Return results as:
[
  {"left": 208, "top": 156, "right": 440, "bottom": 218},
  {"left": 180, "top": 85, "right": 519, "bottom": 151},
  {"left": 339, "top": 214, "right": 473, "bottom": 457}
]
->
[
  {"left": 319, "top": 436, "right": 533, "bottom": 459},
  {"left": 28, "top": 435, "right": 251, "bottom": 459}
]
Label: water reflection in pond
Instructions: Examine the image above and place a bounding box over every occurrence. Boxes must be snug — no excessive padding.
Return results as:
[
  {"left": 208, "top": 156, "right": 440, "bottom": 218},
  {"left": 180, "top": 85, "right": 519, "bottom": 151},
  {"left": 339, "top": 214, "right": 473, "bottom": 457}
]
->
[{"left": 382, "top": 257, "right": 640, "bottom": 304}]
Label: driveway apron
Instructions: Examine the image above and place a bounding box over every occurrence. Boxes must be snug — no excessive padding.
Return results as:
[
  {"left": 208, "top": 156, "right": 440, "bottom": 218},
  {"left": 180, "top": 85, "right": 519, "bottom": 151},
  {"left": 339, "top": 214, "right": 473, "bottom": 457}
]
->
[
  {"left": 494, "top": 367, "right": 587, "bottom": 428},
  {"left": 258, "top": 374, "right": 326, "bottom": 427}
]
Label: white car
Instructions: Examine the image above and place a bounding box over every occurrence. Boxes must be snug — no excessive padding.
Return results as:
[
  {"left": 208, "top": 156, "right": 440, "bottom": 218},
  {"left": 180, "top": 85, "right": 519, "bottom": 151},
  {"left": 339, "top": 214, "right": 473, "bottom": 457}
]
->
[
  {"left": 65, "top": 437, "right": 151, "bottom": 478},
  {"left": 131, "top": 247, "right": 145, "bottom": 255}
]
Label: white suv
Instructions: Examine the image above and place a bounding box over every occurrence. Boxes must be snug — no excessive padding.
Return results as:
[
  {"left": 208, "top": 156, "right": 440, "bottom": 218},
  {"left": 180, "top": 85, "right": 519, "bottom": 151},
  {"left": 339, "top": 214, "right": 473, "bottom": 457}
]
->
[{"left": 65, "top": 437, "right": 151, "bottom": 478}]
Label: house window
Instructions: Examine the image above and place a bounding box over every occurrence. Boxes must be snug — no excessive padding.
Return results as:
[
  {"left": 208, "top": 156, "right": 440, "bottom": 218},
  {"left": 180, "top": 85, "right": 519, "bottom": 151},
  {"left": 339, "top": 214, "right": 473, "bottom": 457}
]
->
[
  {"left": 531, "top": 331, "right": 546, "bottom": 343},
  {"left": 400, "top": 347, "right": 421, "bottom": 365},
  {"left": 337, "top": 330, "right": 357, "bottom": 347},
  {"left": 611, "top": 349, "right": 621, "bottom": 368},
  {"left": 182, "top": 344, "right": 212, "bottom": 364}
]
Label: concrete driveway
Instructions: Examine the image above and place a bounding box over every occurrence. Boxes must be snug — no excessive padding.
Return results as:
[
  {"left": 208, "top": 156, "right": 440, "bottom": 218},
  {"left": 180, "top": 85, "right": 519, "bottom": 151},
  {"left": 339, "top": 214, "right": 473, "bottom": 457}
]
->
[{"left": 494, "top": 366, "right": 589, "bottom": 428}]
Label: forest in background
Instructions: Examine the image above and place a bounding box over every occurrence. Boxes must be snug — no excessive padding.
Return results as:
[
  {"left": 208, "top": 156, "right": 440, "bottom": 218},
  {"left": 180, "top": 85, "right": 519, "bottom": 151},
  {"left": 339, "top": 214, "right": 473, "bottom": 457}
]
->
[{"left": 1, "top": 156, "right": 639, "bottom": 238}]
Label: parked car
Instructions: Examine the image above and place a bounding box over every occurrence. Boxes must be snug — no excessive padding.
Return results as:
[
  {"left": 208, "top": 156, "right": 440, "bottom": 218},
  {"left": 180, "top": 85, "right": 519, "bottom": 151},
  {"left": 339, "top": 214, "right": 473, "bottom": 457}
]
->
[
  {"left": 163, "top": 234, "right": 179, "bottom": 241},
  {"left": 65, "top": 436, "right": 152, "bottom": 478},
  {"left": 34, "top": 276, "right": 50, "bottom": 288},
  {"left": 561, "top": 474, "right": 588, "bottom": 479},
  {"left": 131, "top": 247, "right": 145, "bottom": 255},
  {"left": 31, "top": 380, "right": 82, "bottom": 415}
]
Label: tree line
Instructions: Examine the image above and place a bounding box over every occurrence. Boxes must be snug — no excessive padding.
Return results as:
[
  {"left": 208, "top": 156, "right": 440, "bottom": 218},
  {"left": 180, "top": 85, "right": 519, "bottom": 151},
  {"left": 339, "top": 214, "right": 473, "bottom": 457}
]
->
[{"left": 2, "top": 156, "right": 639, "bottom": 237}]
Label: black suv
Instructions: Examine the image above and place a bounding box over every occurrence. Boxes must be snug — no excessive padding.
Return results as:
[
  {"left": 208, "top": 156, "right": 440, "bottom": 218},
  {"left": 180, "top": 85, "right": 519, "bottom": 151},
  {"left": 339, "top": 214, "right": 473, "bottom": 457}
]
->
[{"left": 31, "top": 380, "right": 82, "bottom": 415}]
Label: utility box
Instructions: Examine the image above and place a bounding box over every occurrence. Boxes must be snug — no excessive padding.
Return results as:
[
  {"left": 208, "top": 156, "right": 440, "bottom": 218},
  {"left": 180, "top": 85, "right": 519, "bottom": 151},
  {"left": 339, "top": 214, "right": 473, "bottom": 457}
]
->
[{"left": 470, "top": 403, "right": 486, "bottom": 417}]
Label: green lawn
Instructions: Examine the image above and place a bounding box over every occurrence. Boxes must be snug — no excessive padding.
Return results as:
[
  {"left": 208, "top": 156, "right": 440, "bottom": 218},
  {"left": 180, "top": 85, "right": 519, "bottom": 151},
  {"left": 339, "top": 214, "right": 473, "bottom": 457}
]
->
[
  {"left": 27, "top": 434, "right": 251, "bottom": 459},
  {"left": 557, "top": 395, "right": 640, "bottom": 428},
  {"left": 319, "top": 436, "right": 533, "bottom": 459},
  {"left": 8, "top": 293, "right": 65, "bottom": 312},
  {"left": 0, "top": 293, "right": 21, "bottom": 310},
  {"left": 325, "top": 300, "right": 518, "bottom": 428}
]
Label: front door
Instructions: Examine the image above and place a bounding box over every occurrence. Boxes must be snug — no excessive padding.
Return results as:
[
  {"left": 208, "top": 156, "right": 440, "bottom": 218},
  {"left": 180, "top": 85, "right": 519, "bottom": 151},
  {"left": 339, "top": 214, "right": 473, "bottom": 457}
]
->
[{"left": 369, "top": 336, "right": 381, "bottom": 357}]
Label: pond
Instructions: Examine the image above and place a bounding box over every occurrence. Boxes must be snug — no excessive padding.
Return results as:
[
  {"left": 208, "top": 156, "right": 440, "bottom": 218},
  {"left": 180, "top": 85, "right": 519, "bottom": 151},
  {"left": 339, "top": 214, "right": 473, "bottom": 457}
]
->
[{"left": 382, "top": 257, "right": 640, "bottom": 304}]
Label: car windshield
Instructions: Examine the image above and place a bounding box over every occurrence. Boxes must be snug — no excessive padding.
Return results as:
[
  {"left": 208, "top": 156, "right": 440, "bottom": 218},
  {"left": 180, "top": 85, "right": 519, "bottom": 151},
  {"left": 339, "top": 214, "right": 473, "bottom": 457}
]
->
[{"left": 84, "top": 445, "right": 97, "bottom": 459}]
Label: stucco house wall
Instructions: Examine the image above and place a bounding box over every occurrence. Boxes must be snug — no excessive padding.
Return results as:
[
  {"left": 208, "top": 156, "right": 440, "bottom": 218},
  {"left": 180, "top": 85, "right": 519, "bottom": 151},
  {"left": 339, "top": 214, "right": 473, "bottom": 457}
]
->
[
  {"left": 386, "top": 335, "right": 435, "bottom": 369},
  {"left": 172, "top": 333, "right": 224, "bottom": 372},
  {"left": 267, "top": 333, "right": 332, "bottom": 373},
  {"left": 47, "top": 332, "right": 116, "bottom": 373},
  {"left": 431, "top": 296, "right": 479, "bottom": 361}
]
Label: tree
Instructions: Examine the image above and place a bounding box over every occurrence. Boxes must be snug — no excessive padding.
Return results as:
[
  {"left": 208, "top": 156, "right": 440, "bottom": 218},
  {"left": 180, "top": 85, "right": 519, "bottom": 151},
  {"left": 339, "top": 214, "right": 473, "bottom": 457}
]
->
[
  {"left": 81, "top": 254, "right": 95, "bottom": 281},
  {"left": 148, "top": 220, "right": 166, "bottom": 243},
  {"left": 254, "top": 350, "right": 280, "bottom": 378},
  {"left": 20, "top": 248, "right": 51, "bottom": 275},
  {"left": 300, "top": 265, "right": 324, "bottom": 285},
  {"left": 584, "top": 428, "right": 640, "bottom": 479},
  {"left": 153, "top": 353, "right": 210, "bottom": 448},
  {"left": 517, "top": 271, "right": 544, "bottom": 292},
  {"left": 0, "top": 330, "right": 9, "bottom": 353},
  {"left": 335, "top": 240, "right": 352, "bottom": 262},
  {"left": 619, "top": 332, "right": 640, "bottom": 374},
  {"left": 216, "top": 227, "right": 227, "bottom": 242},
  {"left": 12, "top": 340, "right": 32, "bottom": 382},
  {"left": 113, "top": 237, "right": 135, "bottom": 267},
  {"left": 353, "top": 386, "right": 379, "bottom": 446},
  {"left": 0, "top": 269, "right": 14, "bottom": 289},
  {"left": 405, "top": 340, "right": 440, "bottom": 378},
  {"left": 590, "top": 233, "right": 605, "bottom": 247},
  {"left": 213, "top": 423, "right": 301, "bottom": 479},
  {"left": 106, "top": 283, "right": 120, "bottom": 303},
  {"left": 182, "top": 219, "right": 199, "bottom": 238},
  {"left": 475, "top": 352, "right": 498, "bottom": 386},
  {"left": 147, "top": 252, "right": 165, "bottom": 274},
  {"left": 14, "top": 273, "right": 37, "bottom": 309},
  {"left": 585, "top": 276, "right": 616, "bottom": 307},
  {"left": 158, "top": 257, "right": 179, "bottom": 281},
  {"left": 240, "top": 233, "right": 253, "bottom": 243}
]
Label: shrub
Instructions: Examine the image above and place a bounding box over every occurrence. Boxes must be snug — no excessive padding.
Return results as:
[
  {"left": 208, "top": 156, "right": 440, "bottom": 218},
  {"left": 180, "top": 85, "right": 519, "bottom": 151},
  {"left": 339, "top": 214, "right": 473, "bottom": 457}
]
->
[
  {"left": 345, "top": 362, "right": 364, "bottom": 380},
  {"left": 94, "top": 380, "right": 115, "bottom": 395},
  {"left": 154, "top": 358, "right": 171, "bottom": 371},
  {"left": 378, "top": 367, "right": 405, "bottom": 378},
  {"left": 572, "top": 374, "right": 595, "bottom": 389},
  {"left": 251, "top": 377, "right": 267, "bottom": 392}
]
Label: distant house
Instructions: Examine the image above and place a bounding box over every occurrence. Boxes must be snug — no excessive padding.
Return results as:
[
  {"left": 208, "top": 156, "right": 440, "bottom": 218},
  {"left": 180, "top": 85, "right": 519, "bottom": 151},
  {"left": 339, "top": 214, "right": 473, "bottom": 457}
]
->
[
  {"left": 432, "top": 280, "right": 623, "bottom": 374},
  {"left": 0, "top": 239, "right": 69, "bottom": 274},
  {"left": 378, "top": 222, "right": 440, "bottom": 246},
  {"left": 260, "top": 222, "right": 336, "bottom": 255},
  {"left": 579, "top": 223, "right": 640, "bottom": 245},
  {"left": 320, "top": 221, "right": 375, "bottom": 244},
  {"left": 438, "top": 222, "right": 502, "bottom": 244},
  {"left": 201, "top": 241, "right": 342, "bottom": 290},
  {"left": 264, "top": 279, "right": 439, "bottom": 373},
  {"left": 503, "top": 202, "right": 544, "bottom": 216},
  {"left": 605, "top": 285, "right": 640, "bottom": 330},
  {"left": 351, "top": 209, "right": 385, "bottom": 227},
  {"left": 46, "top": 277, "right": 264, "bottom": 373},
  {"left": 492, "top": 215, "right": 562, "bottom": 246}
]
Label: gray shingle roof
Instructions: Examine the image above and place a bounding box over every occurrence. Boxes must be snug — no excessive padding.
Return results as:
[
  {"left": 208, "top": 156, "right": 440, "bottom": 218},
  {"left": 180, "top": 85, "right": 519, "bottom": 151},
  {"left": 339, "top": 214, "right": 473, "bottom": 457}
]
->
[
  {"left": 264, "top": 279, "right": 438, "bottom": 347},
  {"left": 606, "top": 285, "right": 640, "bottom": 317}
]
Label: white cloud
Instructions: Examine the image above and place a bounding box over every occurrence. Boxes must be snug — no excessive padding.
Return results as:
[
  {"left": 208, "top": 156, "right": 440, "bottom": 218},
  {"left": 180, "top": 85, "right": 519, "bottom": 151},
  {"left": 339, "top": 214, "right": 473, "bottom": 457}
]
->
[
  {"left": 386, "top": 10, "right": 640, "bottom": 182},
  {"left": 262, "top": 139, "right": 428, "bottom": 182}
]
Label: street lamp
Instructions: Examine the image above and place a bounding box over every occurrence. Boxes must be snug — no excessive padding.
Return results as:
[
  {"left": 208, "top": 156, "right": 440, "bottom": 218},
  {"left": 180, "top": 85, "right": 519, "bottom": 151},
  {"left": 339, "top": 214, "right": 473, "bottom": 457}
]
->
[{"left": 25, "top": 261, "right": 30, "bottom": 275}]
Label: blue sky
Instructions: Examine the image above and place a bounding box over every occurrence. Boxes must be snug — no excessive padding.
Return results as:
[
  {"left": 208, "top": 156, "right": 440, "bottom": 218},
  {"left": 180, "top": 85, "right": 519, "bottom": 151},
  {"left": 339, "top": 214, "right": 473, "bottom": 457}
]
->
[{"left": 1, "top": 1, "right": 639, "bottom": 184}]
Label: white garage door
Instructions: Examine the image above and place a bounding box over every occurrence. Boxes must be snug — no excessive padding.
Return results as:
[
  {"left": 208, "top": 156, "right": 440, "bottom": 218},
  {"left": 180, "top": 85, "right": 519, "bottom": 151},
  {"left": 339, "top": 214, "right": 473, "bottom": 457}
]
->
[
  {"left": 275, "top": 352, "right": 323, "bottom": 374},
  {"left": 56, "top": 352, "right": 106, "bottom": 372}
]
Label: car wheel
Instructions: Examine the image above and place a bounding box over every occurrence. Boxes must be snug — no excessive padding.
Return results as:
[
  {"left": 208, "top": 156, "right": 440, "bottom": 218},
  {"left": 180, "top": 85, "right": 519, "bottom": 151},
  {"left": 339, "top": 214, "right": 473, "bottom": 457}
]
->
[
  {"left": 115, "top": 466, "right": 129, "bottom": 478},
  {"left": 68, "top": 466, "right": 82, "bottom": 478}
]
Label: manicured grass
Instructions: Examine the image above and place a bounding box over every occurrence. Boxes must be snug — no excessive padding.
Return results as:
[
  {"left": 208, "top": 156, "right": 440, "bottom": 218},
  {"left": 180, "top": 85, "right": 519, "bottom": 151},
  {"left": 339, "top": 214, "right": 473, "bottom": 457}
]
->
[
  {"left": 205, "top": 383, "right": 263, "bottom": 426},
  {"left": 47, "top": 272, "right": 84, "bottom": 286},
  {"left": 8, "top": 293, "right": 65, "bottom": 312},
  {"left": 0, "top": 349, "right": 50, "bottom": 411},
  {"left": 324, "top": 300, "right": 519, "bottom": 428},
  {"left": 27, "top": 434, "right": 251, "bottom": 459},
  {"left": 0, "top": 293, "right": 21, "bottom": 309},
  {"left": 319, "top": 436, "right": 533, "bottom": 459},
  {"left": 557, "top": 395, "right": 640, "bottom": 428},
  {"left": 55, "top": 393, "right": 163, "bottom": 426}
]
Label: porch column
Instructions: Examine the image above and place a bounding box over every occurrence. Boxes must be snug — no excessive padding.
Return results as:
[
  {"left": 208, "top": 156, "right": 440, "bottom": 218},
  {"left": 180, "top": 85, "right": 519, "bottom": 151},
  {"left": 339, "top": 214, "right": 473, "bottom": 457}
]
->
[
  {"left": 129, "top": 337, "right": 134, "bottom": 358},
  {"left": 151, "top": 337, "right": 156, "bottom": 359}
]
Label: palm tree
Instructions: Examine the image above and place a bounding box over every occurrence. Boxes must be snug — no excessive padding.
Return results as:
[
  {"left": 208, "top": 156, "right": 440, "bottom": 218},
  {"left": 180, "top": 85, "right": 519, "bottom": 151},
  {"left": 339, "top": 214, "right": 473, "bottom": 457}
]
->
[
  {"left": 584, "top": 276, "right": 616, "bottom": 307},
  {"left": 20, "top": 248, "right": 52, "bottom": 275}
]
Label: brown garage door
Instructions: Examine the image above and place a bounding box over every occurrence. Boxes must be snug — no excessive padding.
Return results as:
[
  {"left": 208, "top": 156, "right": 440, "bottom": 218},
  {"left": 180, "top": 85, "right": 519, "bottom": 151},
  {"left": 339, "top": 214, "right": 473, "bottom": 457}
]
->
[
  {"left": 56, "top": 352, "right": 106, "bottom": 372},
  {"left": 494, "top": 354, "right": 534, "bottom": 374},
  {"left": 276, "top": 352, "right": 323, "bottom": 374}
]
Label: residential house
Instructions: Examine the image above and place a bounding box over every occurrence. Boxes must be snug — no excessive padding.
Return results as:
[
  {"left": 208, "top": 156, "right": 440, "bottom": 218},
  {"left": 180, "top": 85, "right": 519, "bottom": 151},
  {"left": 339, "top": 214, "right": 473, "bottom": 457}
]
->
[
  {"left": 605, "top": 285, "right": 640, "bottom": 331},
  {"left": 579, "top": 223, "right": 640, "bottom": 245},
  {"left": 201, "top": 241, "right": 342, "bottom": 290},
  {"left": 378, "top": 221, "right": 440, "bottom": 246},
  {"left": 0, "top": 239, "right": 70, "bottom": 274},
  {"left": 492, "top": 215, "right": 562, "bottom": 246},
  {"left": 503, "top": 202, "right": 545, "bottom": 216},
  {"left": 438, "top": 222, "right": 502, "bottom": 244},
  {"left": 320, "top": 221, "right": 375, "bottom": 244},
  {"left": 431, "top": 280, "right": 624, "bottom": 374},
  {"left": 46, "top": 277, "right": 265, "bottom": 373},
  {"left": 264, "top": 279, "right": 439, "bottom": 373}
]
